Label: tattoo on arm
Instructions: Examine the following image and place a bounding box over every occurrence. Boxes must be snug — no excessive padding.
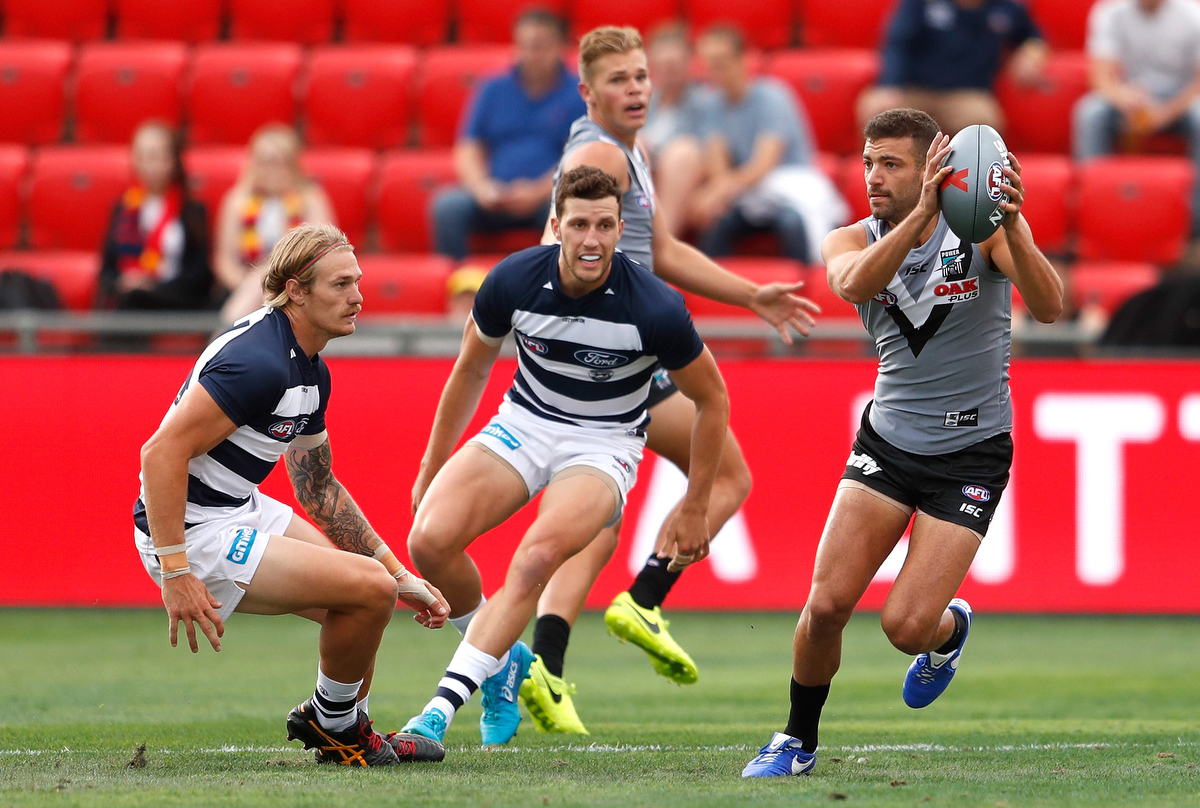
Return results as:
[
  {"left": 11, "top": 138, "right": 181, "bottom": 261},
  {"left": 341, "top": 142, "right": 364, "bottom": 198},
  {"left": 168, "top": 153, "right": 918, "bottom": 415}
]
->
[{"left": 285, "top": 440, "right": 380, "bottom": 556}]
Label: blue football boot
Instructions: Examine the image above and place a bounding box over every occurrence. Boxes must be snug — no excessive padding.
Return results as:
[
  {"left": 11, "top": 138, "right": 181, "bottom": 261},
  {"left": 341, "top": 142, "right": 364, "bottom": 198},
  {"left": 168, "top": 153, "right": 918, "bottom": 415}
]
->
[
  {"left": 479, "top": 641, "right": 534, "bottom": 745},
  {"left": 902, "top": 598, "right": 973, "bottom": 708},
  {"left": 741, "top": 732, "right": 817, "bottom": 777},
  {"left": 399, "top": 706, "right": 449, "bottom": 743}
]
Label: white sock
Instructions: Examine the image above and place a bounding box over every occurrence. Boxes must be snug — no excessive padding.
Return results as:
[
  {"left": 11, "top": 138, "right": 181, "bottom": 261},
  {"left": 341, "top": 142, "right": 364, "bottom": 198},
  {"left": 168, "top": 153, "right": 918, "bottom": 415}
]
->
[
  {"left": 313, "top": 667, "right": 362, "bottom": 733},
  {"left": 356, "top": 694, "right": 369, "bottom": 716},
  {"left": 448, "top": 595, "right": 485, "bottom": 636},
  {"left": 420, "top": 641, "right": 503, "bottom": 727}
]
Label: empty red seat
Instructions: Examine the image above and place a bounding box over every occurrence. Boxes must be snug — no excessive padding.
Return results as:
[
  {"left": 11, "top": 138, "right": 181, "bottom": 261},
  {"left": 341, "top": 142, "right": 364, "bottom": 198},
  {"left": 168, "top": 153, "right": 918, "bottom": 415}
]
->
[
  {"left": 1077, "top": 157, "right": 1194, "bottom": 265},
  {"left": 687, "top": 0, "right": 793, "bottom": 49},
  {"left": 0, "top": 147, "right": 29, "bottom": 250},
  {"left": 183, "top": 146, "right": 247, "bottom": 223},
  {"left": 115, "top": 0, "right": 223, "bottom": 42},
  {"left": 3, "top": 0, "right": 108, "bottom": 40},
  {"left": 304, "top": 45, "right": 417, "bottom": 150},
  {"left": 1011, "top": 154, "right": 1073, "bottom": 256},
  {"left": 468, "top": 229, "right": 543, "bottom": 256},
  {"left": 570, "top": 0, "right": 678, "bottom": 43},
  {"left": 800, "top": 0, "right": 895, "bottom": 48},
  {"left": 0, "top": 41, "right": 71, "bottom": 145},
  {"left": 800, "top": 264, "right": 860, "bottom": 320},
  {"left": 342, "top": 0, "right": 450, "bottom": 45},
  {"left": 29, "top": 147, "right": 132, "bottom": 251},
  {"left": 0, "top": 250, "right": 100, "bottom": 310},
  {"left": 1071, "top": 261, "right": 1161, "bottom": 317},
  {"left": 74, "top": 42, "right": 190, "bottom": 144},
  {"left": 996, "top": 51, "right": 1090, "bottom": 155},
  {"left": 1026, "top": 0, "right": 1091, "bottom": 50},
  {"left": 188, "top": 43, "right": 302, "bottom": 145},
  {"left": 838, "top": 153, "right": 871, "bottom": 222},
  {"left": 767, "top": 49, "right": 878, "bottom": 154},
  {"left": 376, "top": 150, "right": 458, "bottom": 252},
  {"left": 456, "top": 0, "right": 566, "bottom": 44},
  {"left": 300, "top": 148, "right": 377, "bottom": 249},
  {"left": 684, "top": 258, "right": 805, "bottom": 318},
  {"left": 415, "top": 46, "right": 513, "bottom": 148},
  {"left": 229, "top": 0, "right": 336, "bottom": 44},
  {"left": 357, "top": 254, "right": 454, "bottom": 314}
]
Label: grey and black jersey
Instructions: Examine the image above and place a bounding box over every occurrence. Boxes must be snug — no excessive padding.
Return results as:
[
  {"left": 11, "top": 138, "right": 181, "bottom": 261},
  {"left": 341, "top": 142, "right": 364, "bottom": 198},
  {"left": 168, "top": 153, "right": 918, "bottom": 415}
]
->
[
  {"left": 855, "top": 213, "right": 1012, "bottom": 455},
  {"left": 553, "top": 116, "right": 656, "bottom": 271}
]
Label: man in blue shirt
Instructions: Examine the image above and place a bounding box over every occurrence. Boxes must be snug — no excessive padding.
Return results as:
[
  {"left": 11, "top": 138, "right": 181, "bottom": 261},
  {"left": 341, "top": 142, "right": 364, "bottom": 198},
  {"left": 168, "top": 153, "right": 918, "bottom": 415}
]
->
[
  {"left": 431, "top": 10, "right": 586, "bottom": 259},
  {"left": 856, "top": 0, "right": 1047, "bottom": 138}
]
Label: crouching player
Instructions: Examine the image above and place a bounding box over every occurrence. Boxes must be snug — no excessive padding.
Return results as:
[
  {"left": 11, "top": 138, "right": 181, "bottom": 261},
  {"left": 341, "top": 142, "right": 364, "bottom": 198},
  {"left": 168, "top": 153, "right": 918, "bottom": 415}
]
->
[
  {"left": 400, "top": 166, "right": 729, "bottom": 747},
  {"left": 135, "top": 224, "right": 451, "bottom": 767}
]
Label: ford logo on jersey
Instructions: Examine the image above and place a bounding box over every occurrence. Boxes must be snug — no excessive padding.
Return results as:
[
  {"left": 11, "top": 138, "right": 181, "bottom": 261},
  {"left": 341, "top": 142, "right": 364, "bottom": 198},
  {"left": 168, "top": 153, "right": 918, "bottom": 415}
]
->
[
  {"left": 269, "top": 419, "right": 296, "bottom": 439},
  {"left": 518, "top": 334, "right": 549, "bottom": 355},
  {"left": 962, "top": 485, "right": 991, "bottom": 502},
  {"left": 575, "top": 350, "right": 629, "bottom": 368},
  {"left": 227, "top": 528, "right": 257, "bottom": 564}
]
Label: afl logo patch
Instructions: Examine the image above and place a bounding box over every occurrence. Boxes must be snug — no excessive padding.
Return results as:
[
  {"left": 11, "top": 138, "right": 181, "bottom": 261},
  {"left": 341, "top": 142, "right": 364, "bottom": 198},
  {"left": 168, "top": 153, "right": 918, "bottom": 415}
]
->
[
  {"left": 575, "top": 349, "right": 629, "bottom": 368},
  {"left": 986, "top": 161, "right": 1005, "bottom": 201},
  {"left": 873, "top": 289, "right": 897, "bottom": 306},
  {"left": 635, "top": 193, "right": 652, "bottom": 210},
  {"left": 269, "top": 419, "right": 297, "bottom": 439},
  {"left": 963, "top": 485, "right": 991, "bottom": 502},
  {"left": 519, "top": 334, "right": 549, "bottom": 355}
]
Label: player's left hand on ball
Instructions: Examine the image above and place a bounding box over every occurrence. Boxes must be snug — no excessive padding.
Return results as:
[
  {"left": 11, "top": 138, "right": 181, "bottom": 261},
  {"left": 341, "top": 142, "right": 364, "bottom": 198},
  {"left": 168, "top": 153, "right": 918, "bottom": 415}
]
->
[
  {"left": 749, "top": 281, "right": 821, "bottom": 343},
  {"left": 998, "top": 153, "right": 1025, "bottom": 226},
  {"left": 396, "top": 573, "right": 449, "bottom": 629}
]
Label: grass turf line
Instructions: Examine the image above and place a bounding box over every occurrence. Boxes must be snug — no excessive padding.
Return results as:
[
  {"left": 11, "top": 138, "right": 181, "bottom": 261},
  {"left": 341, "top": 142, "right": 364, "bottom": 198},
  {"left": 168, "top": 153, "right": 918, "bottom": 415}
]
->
[{"left": 1, "top": 609, "right": 1198, "bottom": 807}]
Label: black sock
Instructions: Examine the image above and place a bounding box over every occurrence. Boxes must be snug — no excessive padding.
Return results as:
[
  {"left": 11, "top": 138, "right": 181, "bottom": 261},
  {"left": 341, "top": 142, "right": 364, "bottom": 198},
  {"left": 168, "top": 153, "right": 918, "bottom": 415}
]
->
[
  {"left": 626, "top": 553, "right": 683, "bottom": 610},
  {"left": 532, "top": 614, "right": 571, "bottom": 678},
  {"left": 784, "top": 679, "right": 829, "bottom": 753},
  {"left": 933, "top": 607, "right": 967, "bottom": 655}
]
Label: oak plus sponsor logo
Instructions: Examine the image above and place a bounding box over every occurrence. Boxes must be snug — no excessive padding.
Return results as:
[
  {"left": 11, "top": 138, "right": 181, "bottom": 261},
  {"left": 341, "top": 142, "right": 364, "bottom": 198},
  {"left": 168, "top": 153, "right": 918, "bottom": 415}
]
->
[
  {"left": 575, "top": 349, "right": 629, "bottom": 368},
  {"left": 934, "top": 278, "right": 979, "bottom": 303}
]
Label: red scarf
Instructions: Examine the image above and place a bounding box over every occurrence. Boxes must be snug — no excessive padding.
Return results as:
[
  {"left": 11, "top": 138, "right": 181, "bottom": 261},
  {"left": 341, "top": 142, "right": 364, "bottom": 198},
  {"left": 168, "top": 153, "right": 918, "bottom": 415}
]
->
[{"left": 115, "top": 186, "right": 182, "bottom": 279}]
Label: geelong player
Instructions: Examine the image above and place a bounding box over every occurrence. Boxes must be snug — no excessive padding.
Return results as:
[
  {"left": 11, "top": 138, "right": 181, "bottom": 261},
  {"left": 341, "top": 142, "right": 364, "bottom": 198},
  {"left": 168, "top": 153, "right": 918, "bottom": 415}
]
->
[
  {"left": 399, "top": 166, "right": 729, "bottom": 748},
  {"left": 519, "top": 26, "right": 821, "bottom": 734},
  {"left": 743, "top": 109, "right": 1063, "bottom": 777},
  {"left": 136, "top": 224, "right": 450, "bottom": 767}
]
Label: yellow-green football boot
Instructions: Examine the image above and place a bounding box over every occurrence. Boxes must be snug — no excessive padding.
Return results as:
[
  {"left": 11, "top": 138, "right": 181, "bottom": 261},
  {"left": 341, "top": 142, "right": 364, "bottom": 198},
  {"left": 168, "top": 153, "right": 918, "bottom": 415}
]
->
[
  {"left": 518, "top": 655, "right": 589, "bottom": 734},
  {"left": 604, "top": 591, "right": 698, "bottom": 684}
]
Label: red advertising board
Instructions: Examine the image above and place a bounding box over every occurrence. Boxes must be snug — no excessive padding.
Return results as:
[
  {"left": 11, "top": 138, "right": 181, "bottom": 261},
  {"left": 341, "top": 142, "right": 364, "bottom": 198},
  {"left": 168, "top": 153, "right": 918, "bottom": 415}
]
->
[{"left": 4, "top": 356, "right": 1198, "bottom": 612}]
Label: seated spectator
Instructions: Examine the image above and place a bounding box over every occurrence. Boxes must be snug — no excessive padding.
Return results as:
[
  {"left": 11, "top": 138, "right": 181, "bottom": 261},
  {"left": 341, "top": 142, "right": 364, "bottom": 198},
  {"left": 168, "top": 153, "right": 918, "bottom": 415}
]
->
[
  {"left": 642, "top": 23, "right": 713, "bottom": 236},
  {"left": 689, "top": 25, "right": 847, "bottom": 262},
  {"left": 215, "top": 124, "right": 334, "bottom": 324},
  {"left": 1074, "top": 0, "right": 1200, "bottom": 237},
  {"left": 97, "top": 122, "right": 212, "bottom": 311},
  {"left": 431, "top": 9, "right": 585, "bottom": 259},
  {"left": 857, "top": 0, "right": 1047, "bottom": 138},
  {"left": 446, "top": 265, "right": 489, "bottom": 322}
]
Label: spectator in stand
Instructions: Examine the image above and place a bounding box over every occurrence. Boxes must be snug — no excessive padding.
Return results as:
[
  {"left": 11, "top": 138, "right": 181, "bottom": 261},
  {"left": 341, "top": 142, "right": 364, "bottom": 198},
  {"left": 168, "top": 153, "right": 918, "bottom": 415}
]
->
[
  {"left": 215, "top": 124, "right": 334, "bottom": 324},
  {"left": 642, "top": 23, "right": 714, "bottom": 237},
  {"left": 445, "top": 265, "right": 488, "bottom": 322},
  {"left": 857, "top": 0, "right": 1047, "bottom": 138},
  {"left": 430, "top": 9, "right": 585, "bottom": 260},
  {"left": 97, "top": 122, "right": 212, "bottom": 311},
  {"left": 1074, "top": 0, "right": 1200, "bottom": 237},
  {"left": 689, "top": 25, "right": 847, "bottom": 262}
]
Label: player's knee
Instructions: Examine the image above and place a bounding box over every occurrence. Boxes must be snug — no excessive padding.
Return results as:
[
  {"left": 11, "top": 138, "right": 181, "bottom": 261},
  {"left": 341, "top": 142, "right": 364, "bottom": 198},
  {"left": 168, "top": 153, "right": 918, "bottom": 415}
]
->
[
  {"left": 880, "top": 611, "right": 937, "bottom": 656},
  {"left": 358, "top": 565, "right": 399, "bottom": 618},
  {"left": 512, "top": 540, "right": 567, "bottom": 594},
  {"left": 802, "top": 590, "right": 855, "bottom": 633},
  {"left": 407, "top": 518, "right": 461, "bottom": 575}
]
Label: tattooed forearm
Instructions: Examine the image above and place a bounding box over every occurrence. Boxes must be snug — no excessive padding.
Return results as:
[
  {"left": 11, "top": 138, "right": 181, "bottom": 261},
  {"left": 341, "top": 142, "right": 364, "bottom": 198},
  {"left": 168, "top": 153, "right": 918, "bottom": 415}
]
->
[{"left": 286, "top": 441, "right": 381, "bottom": 556}]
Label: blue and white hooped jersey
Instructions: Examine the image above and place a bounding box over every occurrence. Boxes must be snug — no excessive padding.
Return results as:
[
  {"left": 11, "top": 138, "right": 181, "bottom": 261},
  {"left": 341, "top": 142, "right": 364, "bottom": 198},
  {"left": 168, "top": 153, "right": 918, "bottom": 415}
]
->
[
  {"left": 133, "top": 306, "right": 332, "bottom": 534},
  {"left": 472, "top": 245, "right": 704, "bottom": 430}
]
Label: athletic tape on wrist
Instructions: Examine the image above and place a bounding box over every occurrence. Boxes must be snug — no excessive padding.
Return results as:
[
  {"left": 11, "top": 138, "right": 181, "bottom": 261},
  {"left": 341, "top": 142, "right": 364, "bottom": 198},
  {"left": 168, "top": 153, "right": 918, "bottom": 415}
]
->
[
  {"left": 160, "top": 567, "right": 191, "bottom": 580},
  {"left": 372, "top": 543, "right": 391, "bottom": 560},
  {"left": 395, "top": 571, "right": 439, "bottom": 606},
  {"left": 153, "top": 543, "right": 187, "bottom": 557}
]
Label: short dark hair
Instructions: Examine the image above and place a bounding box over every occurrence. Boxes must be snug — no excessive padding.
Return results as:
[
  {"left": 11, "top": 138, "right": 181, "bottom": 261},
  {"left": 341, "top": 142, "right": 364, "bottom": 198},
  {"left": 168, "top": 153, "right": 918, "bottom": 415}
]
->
[
  {"left": 863, "top": 108, "right": 939, "bottom": 164},
  {"left": 514, "top": 8, "right": 567, "bottom": 40},
  {"left": 554, "top": 166, "right": 623, "bottom": 220}
]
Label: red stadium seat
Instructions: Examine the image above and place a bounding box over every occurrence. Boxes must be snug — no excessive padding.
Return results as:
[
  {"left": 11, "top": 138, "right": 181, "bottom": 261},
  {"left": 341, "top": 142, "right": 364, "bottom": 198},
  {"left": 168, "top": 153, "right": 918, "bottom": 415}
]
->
[
  {"left": 838, "top": 153, "right": 871, "bottom": 223},
  {"left": 74, "top": 42, "right": 190, "bottom": 144},
  {"left": 1071, "top": 261, "right": 1161, "bottom": 317},
  {"left": 0, "top": 41, "right": 71, "bottom": 145},
  {"left": 342, "top": 0, "right": 450, "bottom": 45},
  {"left": 188, "top": 43, "right": 303, "bottom": 145},
  {"left": 183, "top": 146, "right": 247, "bottom": 225},
  {"left": 766, "top": 49, "right": 878, "bottom": 154},
  {"left": 687, "top": 0, "right": 793, "bottom": 49},
  {"left": 996, "top": 51, "right": 1090, "bottom": 155},
  {"left": 456, "top": 0, "right": 566, "bottom": 44},
  {"left": 468, "top": 229, "right": 543, "bottom": 256},
  {"left": 29, "top": 146, "right": 132, "bottom": 251},
  {"left": 1026, "top": 0, "right": 1092, "bottom": 50},
  {"left": 357, "top": 254, "right": 454, "bottom": 314},
  {"left": 0, "top": 146, "right": 29, "bottom": 250},
  {"left": 683, "top": 257, "right": 804, "bottom": 318},
  {"left": 3, "top": 0, "right": 108, "bottom": 41},
  {"left": 1011, "top": 154, "right": 1073, "bottom": 257},
  {"left": 229, "top": 0, "right": 336, "bottom": 44},
  {"left": 799, "top": 0, "right": 896, "bottom": 49},
  {"left": 376, "top": 150, "right": 458, "bottom": 252},
  {"left": 300, "top": 148, "right": 377, "bottom": 249},
  {"left": 114, "top": 0, "right": 223, "bottom": 42},
  {"left": 1076, "top": 157, "right": 1194, "bottom": 265},
  {"left": 800, "top": 264, "right": 860, "bottom": 320},
  {"left": 0, "top": 250, "right": 100, "bottom": 310},
  {"left": 570, "top": 0, "right": 679, "bottom": 43},
  {"left": 415, "top": 46, "right": 512, "bottom": 148},
  {"left": 303, "top": 45, "right": 416, "bottom": 150}
]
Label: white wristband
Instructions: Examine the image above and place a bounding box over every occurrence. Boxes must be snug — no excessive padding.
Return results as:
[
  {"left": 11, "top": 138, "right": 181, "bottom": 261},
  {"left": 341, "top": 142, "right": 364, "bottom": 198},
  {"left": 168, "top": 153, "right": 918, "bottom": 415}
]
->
[
  {"left": 161, "top": 566, "right": 191, "bottom": 580},
  {"left": 154, "top": 543, "right": 187, "bottom": 557},
  {"left": 372, "top": 543, "right": 391, "bottom": 561}
]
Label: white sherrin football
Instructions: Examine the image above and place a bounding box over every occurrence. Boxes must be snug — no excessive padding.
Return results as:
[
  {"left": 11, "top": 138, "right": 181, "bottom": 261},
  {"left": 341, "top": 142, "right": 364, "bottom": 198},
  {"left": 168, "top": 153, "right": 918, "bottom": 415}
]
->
[{"left": 938, "top": 124, "right": 1010, "bottom": 243}]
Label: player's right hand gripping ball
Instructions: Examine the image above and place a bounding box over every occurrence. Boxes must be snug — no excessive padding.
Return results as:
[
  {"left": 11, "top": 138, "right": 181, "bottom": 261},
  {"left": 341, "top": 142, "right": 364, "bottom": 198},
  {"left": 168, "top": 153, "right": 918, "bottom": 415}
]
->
[{"left": 937, "top": 124, "right": 1011, "bottom": 244}]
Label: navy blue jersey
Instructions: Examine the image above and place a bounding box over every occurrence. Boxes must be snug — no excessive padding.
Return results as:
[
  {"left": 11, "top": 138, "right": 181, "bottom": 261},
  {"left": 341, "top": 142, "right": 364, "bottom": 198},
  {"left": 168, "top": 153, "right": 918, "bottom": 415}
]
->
[
  {"left": 472, "top": 245, "right": 704, "bottom": 428},
  {"left": 134, "top": 306, "right": 331, "bottom": 532}
]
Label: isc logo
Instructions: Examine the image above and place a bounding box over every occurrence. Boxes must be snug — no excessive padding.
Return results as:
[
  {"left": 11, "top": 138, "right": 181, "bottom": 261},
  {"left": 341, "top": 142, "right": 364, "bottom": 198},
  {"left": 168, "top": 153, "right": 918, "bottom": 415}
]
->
[
  {"left": 963, "top": 485, "right": 991, "bottom": 502},
  {"left": 226, "top": 528, "right": 257, "bottom": 564}
]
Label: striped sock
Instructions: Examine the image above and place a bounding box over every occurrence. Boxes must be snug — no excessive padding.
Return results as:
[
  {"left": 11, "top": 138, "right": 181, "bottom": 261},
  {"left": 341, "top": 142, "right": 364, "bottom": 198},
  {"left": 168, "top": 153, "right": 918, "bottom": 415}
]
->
[
  {"left": 313, "top": 669, "right": 362, "bottom": 733},
  {"left": 420, "top": 641, "right": 506, "bottom": 727}
]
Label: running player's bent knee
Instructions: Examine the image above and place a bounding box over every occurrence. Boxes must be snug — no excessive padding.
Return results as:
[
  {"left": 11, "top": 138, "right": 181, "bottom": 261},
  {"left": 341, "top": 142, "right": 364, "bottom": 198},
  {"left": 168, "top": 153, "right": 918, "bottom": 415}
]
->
[
  {"left": 407, "top": 522, "right": 462, "bottom": 577},
  {"left": 802, "top": 591, "right": 856, "bottom": 633},
  {"left": 719, "top": 458, "right": 753, "bottom": 506},
  {"left": 356, "top": 565, "right": 400, "bottom": 618},
  {"left": 880, "top": 610, "right": 939, "bottom": 656},
  {"left": 511, "top": 542, "right": 568, "bottom": 597}
]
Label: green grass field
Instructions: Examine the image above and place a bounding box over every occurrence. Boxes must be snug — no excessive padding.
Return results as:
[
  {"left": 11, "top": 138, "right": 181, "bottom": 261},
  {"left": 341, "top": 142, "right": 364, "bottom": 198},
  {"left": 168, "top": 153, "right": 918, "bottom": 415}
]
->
[{"left": 2, "top": 609, "right": 1198, "bottom": 807}]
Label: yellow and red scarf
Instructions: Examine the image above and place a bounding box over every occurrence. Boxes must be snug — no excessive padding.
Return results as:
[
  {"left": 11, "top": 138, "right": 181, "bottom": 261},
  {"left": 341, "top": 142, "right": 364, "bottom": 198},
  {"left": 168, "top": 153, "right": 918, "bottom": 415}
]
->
[
  {"left": 239, "top": 192, "right": 304, "bottom": 265},
  {"left": 115, "top": 185, "right": 182, "bottom": 278}
]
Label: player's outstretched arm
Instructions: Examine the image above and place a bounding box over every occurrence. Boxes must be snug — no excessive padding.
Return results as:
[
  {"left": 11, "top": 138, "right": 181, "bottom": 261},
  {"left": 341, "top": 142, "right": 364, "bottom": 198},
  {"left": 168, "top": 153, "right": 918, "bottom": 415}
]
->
[
  {"left": 140, "top": 384, "right": 239, "bottom": 653},
  {"left": 654, "top": 348, "right": 730, "bottom": 569}
]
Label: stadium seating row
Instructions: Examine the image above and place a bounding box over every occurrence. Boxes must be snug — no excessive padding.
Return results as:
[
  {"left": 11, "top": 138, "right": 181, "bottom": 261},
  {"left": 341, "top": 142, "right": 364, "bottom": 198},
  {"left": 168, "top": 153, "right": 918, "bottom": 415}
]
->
[
  {"left": 0, "top": 41, "right": 1105, "bottom": 156},
  {"left": 0, "top": 145, "right": 1191, "bottom": 266}
]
